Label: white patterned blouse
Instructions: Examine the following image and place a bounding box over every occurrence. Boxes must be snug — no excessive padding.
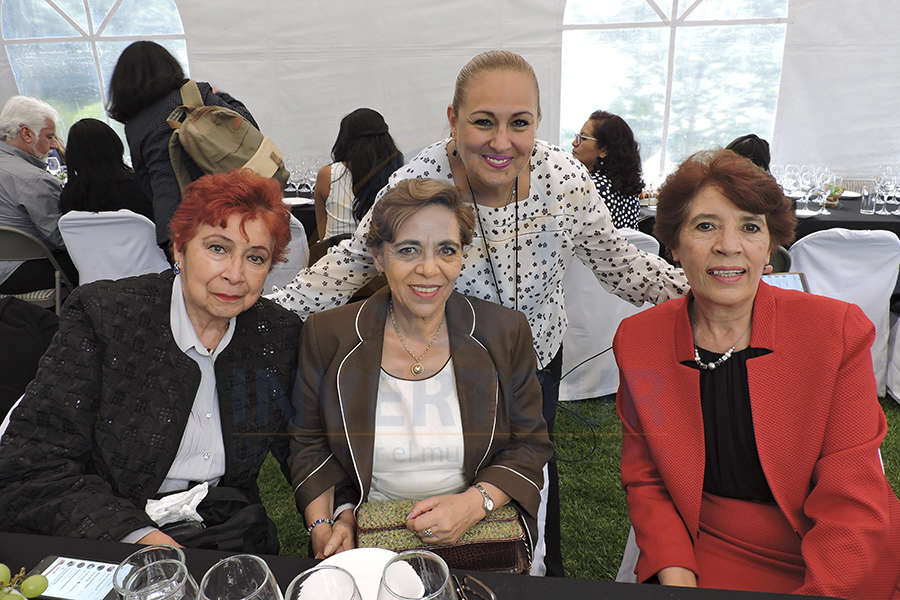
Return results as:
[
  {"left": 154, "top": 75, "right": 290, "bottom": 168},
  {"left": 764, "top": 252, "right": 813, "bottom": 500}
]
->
[{"left": 270, "top": 139, "right": 687, "bottom": 369}]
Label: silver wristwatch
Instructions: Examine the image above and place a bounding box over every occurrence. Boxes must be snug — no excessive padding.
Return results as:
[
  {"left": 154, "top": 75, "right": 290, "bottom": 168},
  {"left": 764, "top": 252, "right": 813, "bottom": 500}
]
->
[{"left": 473, "top": 483, "right": 494, "bottom": 515}]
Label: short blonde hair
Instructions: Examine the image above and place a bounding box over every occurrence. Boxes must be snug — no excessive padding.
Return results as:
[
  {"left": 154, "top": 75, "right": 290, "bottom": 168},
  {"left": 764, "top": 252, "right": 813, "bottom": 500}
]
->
[{"left": 451, "top": 50, "right": 541, "bottom": 119}]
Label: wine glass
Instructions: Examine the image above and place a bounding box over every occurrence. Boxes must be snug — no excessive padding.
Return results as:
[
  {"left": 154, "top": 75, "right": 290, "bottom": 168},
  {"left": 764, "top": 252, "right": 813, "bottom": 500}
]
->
[
  {"left": 199, "top": 554, "right": 282, "bottom": 600},
  {"left": 284, "top": 565, "right": 361, "bottom": 600},
  {"left": 875, "top": 175, "right": 891, "bottom": 215},
  {"left": 114, "top": 545, "right": 187, "bottom": 598},
  {"left": 46, "top": 156, "right": 61, "bottom": 176},
  {"left": 122, "top": 559, "right": 198, "bottom": 600},
  {"left": 794, "top": 165, "right": 817, "bottom": 217},
  {"left": 376, "top": 551, "right": 458, "bottom": 600}
]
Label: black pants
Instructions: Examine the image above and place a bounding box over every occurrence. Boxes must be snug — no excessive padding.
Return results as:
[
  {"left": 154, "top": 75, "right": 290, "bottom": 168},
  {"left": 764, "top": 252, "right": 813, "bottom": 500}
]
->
[
  {"left": 0, "top": 253, "right": 77, "bottom": 294},
  {"left": 536, "top": 347, "right": 564, "bottom": 577}
]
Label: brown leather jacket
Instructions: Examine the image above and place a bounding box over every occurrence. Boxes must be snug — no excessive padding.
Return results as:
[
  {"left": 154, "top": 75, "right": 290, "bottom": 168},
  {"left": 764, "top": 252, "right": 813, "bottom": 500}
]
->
[{"left": 289, "top": 288, "right": 552, "bottom": 550}]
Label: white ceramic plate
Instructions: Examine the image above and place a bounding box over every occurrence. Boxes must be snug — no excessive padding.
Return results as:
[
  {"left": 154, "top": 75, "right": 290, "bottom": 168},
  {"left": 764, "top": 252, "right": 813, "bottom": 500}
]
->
[
  {"left": 320, "top": 547, "right": 397, "bottom": 600},
  {"left": 841, "top": 190, "right": 862, "bottom": 198}
]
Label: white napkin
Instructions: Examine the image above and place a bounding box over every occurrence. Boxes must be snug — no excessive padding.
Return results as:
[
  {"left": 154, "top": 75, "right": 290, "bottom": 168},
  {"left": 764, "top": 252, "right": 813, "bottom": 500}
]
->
[
  {"left": 145, "top": 482, "right": 208, "bottom": 527},
  {"left": 382, "top": 562, "right": 425, "bottom": 598}
]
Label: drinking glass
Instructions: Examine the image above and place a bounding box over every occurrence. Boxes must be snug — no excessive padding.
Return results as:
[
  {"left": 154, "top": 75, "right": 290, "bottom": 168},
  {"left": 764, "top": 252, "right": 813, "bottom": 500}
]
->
[
  {"left": 284, "top": 565, "right": 361, "bottom": 600},
  {"left": 46, "top": 156, "right": 61, "bottom": 176},
  {"left": 376, "top": 551, "right": 458, "bottom": 600},
  {"left": 114, "top": 545, "right": 187, "bottom": 598},
  {"left": 199, "top": 554, "right": 282, "bottom": 600},
  {"left": 121, "top": 559, "right": 198, "bottom": 600},
  {"left": 860, "top": 187, "right": 876, "bottom": 214},
  {"left": 875, "top": 176, "right": 891, "bottom": 215}
]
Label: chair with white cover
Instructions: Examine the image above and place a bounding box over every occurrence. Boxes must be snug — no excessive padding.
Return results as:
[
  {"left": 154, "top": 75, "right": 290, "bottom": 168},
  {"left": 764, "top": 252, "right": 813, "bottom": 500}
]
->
[
  {"left": 885, "top": 312, "right": 900, "bottom": 404},
  {"left": 789, "top": 228, "right": 900, "bottom": 396},
  {"left": 559, "top": 229, "right": 660, "bottom": 401},
  {"left": 58, "top": 210, "right": 169, "bottom": 285},
  {"left": 265, "top": 214, "right": 309, "bottom": 291},
  {"left": 0, "top": 226, "right": 73, "bottom": 314}
]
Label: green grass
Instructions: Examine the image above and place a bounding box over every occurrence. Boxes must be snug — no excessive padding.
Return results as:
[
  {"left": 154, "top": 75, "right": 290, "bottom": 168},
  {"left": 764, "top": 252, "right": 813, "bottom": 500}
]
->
[{"left": 259, "top": 396, "right": 900, "bottom": 579}]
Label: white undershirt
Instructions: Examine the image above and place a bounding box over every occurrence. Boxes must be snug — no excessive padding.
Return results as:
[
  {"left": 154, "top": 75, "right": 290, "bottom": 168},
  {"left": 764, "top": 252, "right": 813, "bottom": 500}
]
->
[{"left": 369, "top": 359, "right": 467, "bottom": 502}]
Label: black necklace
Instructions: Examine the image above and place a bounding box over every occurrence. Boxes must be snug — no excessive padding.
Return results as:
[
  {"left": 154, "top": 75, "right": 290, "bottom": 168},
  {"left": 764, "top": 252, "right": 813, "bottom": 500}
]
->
[{"left": 466, "top": 175, "right": 519, "bottom": 312}]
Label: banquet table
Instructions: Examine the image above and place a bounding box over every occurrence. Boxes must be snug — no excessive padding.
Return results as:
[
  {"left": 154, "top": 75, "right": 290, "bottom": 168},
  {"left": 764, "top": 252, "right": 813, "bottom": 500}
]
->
[
  {"left": 0, "top": 531, "right": 832, "bottom": 600},
  {"left": 283, "top": 194, "right": 316, "bottom": 243},
  {"left": 792, "top": 197, "right": 900, "bottom": 241}
]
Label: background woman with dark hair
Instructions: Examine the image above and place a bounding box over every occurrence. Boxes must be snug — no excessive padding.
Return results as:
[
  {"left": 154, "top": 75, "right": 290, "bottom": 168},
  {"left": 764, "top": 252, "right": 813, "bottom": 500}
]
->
[
  {"left": 59, "top": 118, "right": 153, "bottom": 219},
  {"left": 314, "top": 107, "right": 403, "bottom": 240},
  {"left": 107, "top": 40, "right": 259, "bottom": 246},
  {"left": 572, "top": 110, "right": 643, "bottom": 229}
]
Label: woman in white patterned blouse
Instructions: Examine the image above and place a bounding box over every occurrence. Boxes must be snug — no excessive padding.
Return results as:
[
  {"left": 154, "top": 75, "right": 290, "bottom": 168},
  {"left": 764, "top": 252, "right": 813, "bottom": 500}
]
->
[
  {"left": 571, "top": 110, "right": 643, "bottom": 230},
  {"left": 271, "top": 50, "right": 687, "bottom": 575}
]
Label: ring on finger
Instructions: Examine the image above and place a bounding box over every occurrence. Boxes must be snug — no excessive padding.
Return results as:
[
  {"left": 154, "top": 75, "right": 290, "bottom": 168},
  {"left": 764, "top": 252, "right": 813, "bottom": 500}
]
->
[{"left": 423, "top": 528, "right": 434, "bottom": 538}]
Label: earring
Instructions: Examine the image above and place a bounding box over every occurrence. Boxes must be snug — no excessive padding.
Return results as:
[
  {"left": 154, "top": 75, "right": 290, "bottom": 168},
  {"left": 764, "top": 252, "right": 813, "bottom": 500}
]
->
[{"left": 173, "top": 261, "right": 180, "bottom": 275}]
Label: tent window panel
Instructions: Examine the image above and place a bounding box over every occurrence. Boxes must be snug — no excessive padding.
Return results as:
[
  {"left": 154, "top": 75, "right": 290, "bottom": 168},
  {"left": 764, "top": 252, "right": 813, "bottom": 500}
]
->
[
  {"left": 560, "top": 28, "right": 668, "bottom": 179},
  {"left": 102, "top": 0, "right": 184, "bottom": 36},
  {"left": 6, "top": 42, "right": 105, "bottom": 132},
  {"left": 665, "top": 24, "right": 786, "bottom": 169},
  {"left": 1, "top": 0, "right": 78, "bottom": 39},
  {"left": 564, "top": 0, "right": 665, "bottom": 25},
  {"left": 683, "top": 0, "right": 788, "bottom": 21}
]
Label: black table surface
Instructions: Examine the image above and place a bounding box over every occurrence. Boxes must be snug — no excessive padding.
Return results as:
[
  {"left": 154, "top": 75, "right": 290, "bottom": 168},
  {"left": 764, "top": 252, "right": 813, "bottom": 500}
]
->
[
  {"left": 0, "top": 532, "right": 833, "bottom": 600},
  {"left": 792, "top": 198, "right": 900, "bottom": 241}
]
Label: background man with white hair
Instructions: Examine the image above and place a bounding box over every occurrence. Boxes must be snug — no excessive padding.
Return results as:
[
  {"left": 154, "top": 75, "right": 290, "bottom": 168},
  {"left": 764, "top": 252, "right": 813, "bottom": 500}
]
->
[{"left": 0, "top": 95, "right": 70, "bottom": 294}]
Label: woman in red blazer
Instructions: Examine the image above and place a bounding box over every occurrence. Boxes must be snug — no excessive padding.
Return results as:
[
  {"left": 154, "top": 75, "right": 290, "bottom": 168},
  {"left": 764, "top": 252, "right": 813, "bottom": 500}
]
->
[{"left": 615, "top": 149, "right": 900, "bottom": 599}]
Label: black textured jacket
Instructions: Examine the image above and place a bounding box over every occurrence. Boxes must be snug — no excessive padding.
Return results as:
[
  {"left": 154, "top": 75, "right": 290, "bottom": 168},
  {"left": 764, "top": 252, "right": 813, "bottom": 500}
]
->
[{"left": 0, "top": 271, "right": 300, "bottom": 542}]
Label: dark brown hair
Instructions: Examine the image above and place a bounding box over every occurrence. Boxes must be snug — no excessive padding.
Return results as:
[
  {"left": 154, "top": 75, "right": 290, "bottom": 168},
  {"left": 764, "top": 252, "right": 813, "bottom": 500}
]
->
[
  {"left": 654, "top": 149, "right": 795, "bottom": 251},
  {"left": 366, "top": 179, "right": 474, "bottom": 249}
]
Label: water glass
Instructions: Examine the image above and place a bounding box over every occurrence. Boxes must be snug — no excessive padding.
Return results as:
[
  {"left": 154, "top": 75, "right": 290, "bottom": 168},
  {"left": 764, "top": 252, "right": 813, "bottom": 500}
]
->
[
  {"left": 121, "top": 559, "right": 198, "bottom": 600},
  {"left": 114, "top": 545, "right": 187, "bottom": 598},
  {"left": 860, "top": 188, "right": 876, "bottom": 214},
  {"left": 199, "top": 554, "right": 282, "bottom": 600},
  {"left": 377, "top": 551, "right": 457, "bottom": 600},
  {"left": 46, "top": 156, "right": 61, "bottom": 175},
  {"left": 284, "top": 565, "right": 361, "bottom": 600}
]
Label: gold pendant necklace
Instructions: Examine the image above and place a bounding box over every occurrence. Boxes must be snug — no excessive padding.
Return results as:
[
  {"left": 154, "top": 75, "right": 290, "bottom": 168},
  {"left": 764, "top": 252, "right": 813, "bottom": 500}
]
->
[{"left": 389, "top": 300, "right": 444, "bottom": 376}]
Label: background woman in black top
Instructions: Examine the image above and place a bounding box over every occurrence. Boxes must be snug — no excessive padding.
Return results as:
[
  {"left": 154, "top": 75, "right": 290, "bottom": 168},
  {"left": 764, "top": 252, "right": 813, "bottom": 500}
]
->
[{"left": 59, "top": 118, "right": 153, "bottom": 220}]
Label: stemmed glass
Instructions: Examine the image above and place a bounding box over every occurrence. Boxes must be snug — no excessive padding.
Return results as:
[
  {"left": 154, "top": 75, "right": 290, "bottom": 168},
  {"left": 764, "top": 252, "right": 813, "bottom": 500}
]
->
[
  {"left": 875, "top": 174, "right": 891, "bottom": 215},
  {"left": 114, "top": 545, "right": 187, "bottom": 598},
  {"left": 812, "top": 167, "right": 833, "bottom": 216},
  {"left": 376, "top": 551, "right": 458, "bottom": 600},
  {"left": 121, "top": 559, "right": 198, "bottom": 600},
  {"left": 284, "top": 565, "right": 361, "bottom": 600},
  {"left": 794, "top": 165, "right": 817, "bottom": 217},
  {"left": 46, "top": 156, "right": 61, "bottom": 176},
  {"left": 199, "top": 555, "right": 282, "bottom": 600}
]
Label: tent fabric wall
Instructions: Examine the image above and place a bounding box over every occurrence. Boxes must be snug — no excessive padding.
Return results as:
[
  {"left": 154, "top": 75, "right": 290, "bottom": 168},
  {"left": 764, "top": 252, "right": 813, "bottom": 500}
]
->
[
  {"left": 0, "top": 0, "right": 896, "bottom": 175},
  {"left": 772, "top": 0, "right": 900, "bottom": 178},
  {"left": 176, "top": 0, "right": 566, "bottom": 164}
]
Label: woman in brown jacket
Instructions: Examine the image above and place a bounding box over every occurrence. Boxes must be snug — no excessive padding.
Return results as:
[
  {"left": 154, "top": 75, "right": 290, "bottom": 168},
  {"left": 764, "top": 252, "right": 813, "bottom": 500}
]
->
[{"left": 288, "top": 179, "right": 551, "bottom": 564}]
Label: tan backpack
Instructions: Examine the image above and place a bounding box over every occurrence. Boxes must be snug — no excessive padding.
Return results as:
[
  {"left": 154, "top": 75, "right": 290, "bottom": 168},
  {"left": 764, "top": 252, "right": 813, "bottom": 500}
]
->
[{"left": 166, "top": 80, "right": 289, "bottom": 192}]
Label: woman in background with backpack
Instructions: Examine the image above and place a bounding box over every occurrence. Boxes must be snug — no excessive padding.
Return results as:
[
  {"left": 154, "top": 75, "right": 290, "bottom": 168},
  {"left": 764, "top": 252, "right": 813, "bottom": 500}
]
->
[
  {"left": 107, "top": 41, "right": 259, "bottom": 249},
  {"left": 314, "top": 108, "right": 403, "bottom": 241}
]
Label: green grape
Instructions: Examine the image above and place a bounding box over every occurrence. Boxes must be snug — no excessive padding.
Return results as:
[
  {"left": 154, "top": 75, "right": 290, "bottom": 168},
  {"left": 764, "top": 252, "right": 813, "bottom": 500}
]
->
[
  {"left": 0, "top": 592, "right": 21, "bottom": 600},
  {"left": 0, "top": 563, "right": 9, "bottom": 587},
  {"left": 19, "top": 575, "right": 47, "bottom": 599}
]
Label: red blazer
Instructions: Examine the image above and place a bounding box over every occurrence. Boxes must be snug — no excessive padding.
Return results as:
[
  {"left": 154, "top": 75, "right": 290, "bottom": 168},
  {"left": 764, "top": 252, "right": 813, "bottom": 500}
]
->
[{"left": 614, "top": 282, "right": 900, "bottom": 599}]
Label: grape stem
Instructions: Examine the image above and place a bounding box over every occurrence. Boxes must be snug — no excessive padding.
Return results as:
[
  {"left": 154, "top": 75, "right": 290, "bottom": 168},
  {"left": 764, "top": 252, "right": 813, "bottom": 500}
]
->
[{"left": 8, "top": 568, "right": 24, "bottom": 589}]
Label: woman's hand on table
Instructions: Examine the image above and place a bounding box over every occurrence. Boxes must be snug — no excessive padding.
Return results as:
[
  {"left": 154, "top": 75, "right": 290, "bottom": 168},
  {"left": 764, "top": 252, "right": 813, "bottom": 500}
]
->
[
  {"left": 311, "top": 510, "right": 356, "bottom": 559},
  {"left": 658, "top": 566, "right": 697, "bottom": 587},
  {"left": 406, "top": 488, "right": 485, "bottom": 545},
  {"left": 137, "top": 530, "right": 182, "bottom": 547}
]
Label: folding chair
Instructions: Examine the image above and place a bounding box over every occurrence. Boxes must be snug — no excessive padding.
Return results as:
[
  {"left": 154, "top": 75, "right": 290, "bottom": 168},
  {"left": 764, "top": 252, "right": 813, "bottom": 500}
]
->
[{"left": 0, "top": 226, "right": 72, "bottom": 314}]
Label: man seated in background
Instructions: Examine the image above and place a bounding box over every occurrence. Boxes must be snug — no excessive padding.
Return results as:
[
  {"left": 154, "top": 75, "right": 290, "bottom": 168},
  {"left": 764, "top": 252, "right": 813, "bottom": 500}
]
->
[{"left": 0, "top": 95, "right": 73, "bottom": 293}]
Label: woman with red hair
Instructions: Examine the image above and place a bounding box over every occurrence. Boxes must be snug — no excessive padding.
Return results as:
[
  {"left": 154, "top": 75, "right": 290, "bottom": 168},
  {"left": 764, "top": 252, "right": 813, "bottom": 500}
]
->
[{"left": 0, "top": 169, "right": 300, "bottom": 553}]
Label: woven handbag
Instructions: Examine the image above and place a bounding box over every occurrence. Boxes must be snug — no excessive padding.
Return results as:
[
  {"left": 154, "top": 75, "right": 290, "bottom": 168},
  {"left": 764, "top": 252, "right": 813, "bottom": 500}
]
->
[{"left": 356, "top": 499, "right": 530, "bottom": 574}]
